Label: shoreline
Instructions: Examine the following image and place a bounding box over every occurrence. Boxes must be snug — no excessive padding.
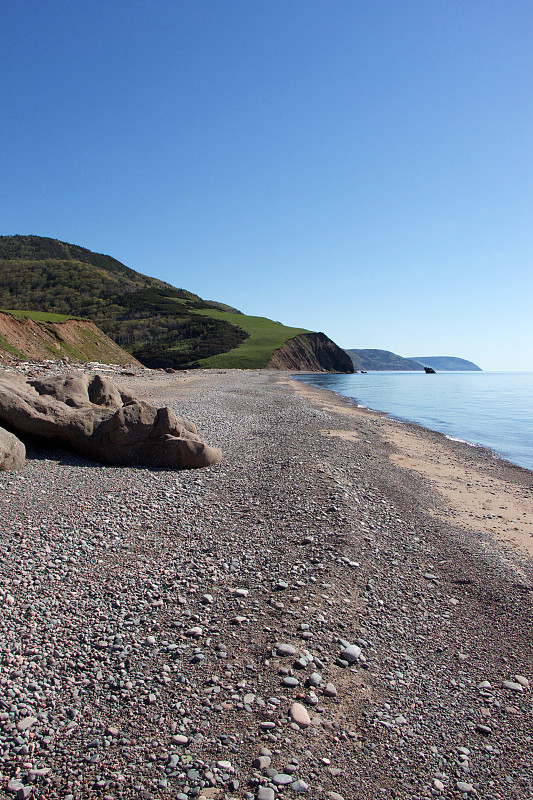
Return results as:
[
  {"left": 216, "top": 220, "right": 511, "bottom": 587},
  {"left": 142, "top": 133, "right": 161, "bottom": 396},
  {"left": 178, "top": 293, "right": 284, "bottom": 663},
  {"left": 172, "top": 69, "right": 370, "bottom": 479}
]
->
[
  {"left": 290, "top": 371, "right": 533, "bottom": 474},
  {"left": 287, "top": 375, "right": 533, "bottom": 561},
  {"left": 1, "top": 367, "right": 532, "bottom": 799}
]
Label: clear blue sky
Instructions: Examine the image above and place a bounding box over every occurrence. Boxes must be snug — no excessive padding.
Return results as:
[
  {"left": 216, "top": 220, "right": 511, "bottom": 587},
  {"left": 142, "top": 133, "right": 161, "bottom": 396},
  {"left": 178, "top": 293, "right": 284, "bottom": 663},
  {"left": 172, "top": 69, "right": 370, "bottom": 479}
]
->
[{"left": 1, "top": 1, "right": 531, "bottom": 369}]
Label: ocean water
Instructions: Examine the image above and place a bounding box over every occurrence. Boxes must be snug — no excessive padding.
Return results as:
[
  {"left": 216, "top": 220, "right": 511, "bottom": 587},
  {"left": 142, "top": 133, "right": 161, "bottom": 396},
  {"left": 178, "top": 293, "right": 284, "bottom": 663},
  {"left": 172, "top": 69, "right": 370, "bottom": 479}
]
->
[{"left": 293, "top": 371, "right": 533, "bottom": 472}]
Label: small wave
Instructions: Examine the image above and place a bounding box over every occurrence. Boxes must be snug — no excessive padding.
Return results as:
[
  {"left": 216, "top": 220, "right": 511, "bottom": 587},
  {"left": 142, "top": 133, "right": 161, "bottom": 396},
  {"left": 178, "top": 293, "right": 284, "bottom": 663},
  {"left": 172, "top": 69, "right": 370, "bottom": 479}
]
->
[{"left": 445, "top": 434, "right": 478, "bottom": 447}]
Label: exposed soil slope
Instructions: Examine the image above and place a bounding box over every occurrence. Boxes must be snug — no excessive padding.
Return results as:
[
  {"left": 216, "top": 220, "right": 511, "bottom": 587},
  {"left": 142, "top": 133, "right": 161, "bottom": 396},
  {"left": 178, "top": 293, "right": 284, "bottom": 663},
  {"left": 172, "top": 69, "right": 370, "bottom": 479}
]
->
[
  {"left": 268, "top": 331, "right": 354, "bottom": 372},
  {"left": 0, "top": 311, "right": 139, "bottom": 365}
]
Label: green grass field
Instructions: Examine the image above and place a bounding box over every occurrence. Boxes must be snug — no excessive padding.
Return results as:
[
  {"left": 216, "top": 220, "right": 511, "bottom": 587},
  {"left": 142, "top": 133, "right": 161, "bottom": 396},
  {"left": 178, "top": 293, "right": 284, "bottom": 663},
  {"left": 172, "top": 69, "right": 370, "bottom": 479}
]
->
[
  {"left": 192, "top": 309, "right": 309, "bottom": 369},
  {"left": 1, "top": 309, "right": 85, "bottom": 322}
]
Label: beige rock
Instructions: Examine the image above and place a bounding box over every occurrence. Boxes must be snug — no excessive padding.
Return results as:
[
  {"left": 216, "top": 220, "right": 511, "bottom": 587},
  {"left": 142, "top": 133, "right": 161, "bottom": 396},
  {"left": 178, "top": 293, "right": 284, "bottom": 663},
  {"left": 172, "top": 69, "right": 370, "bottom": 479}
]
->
[
  {"left": 289, "top": 701, "right": 311, "bottom": 728},
  {"left": 0, "top": 371, "right": 221, "bottom": 470},
  {"left": 0, "top": 425, "right": 25, "bottom": 471}
]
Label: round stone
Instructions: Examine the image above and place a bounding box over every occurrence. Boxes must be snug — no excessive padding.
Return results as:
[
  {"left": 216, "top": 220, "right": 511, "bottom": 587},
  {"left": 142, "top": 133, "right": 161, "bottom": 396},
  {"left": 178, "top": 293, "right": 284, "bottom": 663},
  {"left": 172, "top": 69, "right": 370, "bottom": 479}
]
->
[
  {"left": 252, "top": 755, "right": 272, "bottom": 769},
  {"left": 282, "top": 676, "right": 299, "bottom": 687},
  {"left": 290, "top": 702, "right": 311, "bottom": 728},
  {"left": 307, "top": 672, "right": 322, "bottom": 687},
  {"left": 340, "top": 644, "right": 361, "bottom": 663},
  {"left": 456, "top": 781, "right": 474, "bottom": 794},
  {"left": 257, "top": 789, "right": 275, "bottom": 800},
  {"left": 291, "top": 779, "right": 309, "bottom": 792},
  {"left": 276, "top": 642, "right": 296, "bottom": 657}
]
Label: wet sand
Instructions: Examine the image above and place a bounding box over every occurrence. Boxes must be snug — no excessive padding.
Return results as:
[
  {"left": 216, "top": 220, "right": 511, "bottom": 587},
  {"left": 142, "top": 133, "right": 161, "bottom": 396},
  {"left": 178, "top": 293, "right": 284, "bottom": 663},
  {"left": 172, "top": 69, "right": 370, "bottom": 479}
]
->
[{"left": 289, "top": 376, "right": 533, "bottom": 561}]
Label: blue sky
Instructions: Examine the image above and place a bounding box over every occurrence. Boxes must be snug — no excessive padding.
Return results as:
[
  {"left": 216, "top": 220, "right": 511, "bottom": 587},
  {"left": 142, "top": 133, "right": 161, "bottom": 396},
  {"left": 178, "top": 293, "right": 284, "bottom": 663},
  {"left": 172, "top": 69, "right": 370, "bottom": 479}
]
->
[{"left": 1, "top": 1, "right": 531, "bottom": 369}]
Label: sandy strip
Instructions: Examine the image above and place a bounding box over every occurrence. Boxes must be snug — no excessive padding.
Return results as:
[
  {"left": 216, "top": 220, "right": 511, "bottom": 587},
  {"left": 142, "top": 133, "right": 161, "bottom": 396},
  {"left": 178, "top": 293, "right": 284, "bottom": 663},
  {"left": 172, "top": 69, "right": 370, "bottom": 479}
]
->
[{"left": 288, "top": 376, "right": 533, "bottom": 560}]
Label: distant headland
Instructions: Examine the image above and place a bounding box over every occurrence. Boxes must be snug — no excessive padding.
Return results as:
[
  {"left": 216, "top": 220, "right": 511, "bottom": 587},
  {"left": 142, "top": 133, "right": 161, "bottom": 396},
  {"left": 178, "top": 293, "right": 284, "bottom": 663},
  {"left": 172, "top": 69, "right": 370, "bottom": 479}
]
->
[{"left": 345, "top": 349, "right": 481, "bottom": 372}]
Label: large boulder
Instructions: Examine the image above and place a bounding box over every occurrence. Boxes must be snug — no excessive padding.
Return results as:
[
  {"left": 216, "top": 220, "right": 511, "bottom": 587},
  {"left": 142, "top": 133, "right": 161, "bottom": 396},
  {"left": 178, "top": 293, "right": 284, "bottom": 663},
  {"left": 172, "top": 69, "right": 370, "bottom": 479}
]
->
[
  {"left": 0, "top": 372, "right": 222, "bottom": 469},
  {"left": 0, "top": 425, "right": 25, "bottom": 471}
]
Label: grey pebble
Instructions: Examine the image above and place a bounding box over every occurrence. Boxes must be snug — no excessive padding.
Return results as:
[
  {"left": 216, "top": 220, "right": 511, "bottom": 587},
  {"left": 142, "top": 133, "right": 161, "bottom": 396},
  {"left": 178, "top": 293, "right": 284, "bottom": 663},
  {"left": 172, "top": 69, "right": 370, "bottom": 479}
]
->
[
  {"left": 276, "top": 642, "right": 297, "bottom": 656},
  {"left": 291, "top": 779, "right": 309, "bottom": 791},
  {"left": 257, "top": 789, "right": 275, "bottom": 800},
  {"left": 340, "top": 644, "right": 361, "bottom": 663},
  {"left": 503, "top": 680, "right": 524, "bottom": 692},
  {"left": 253, "top": 755, "right": 272, "bottom": 769},
  {"left": 273, "top": 773, "right": 293, "bottom": 785},
  {"left": 282, "top": 676, "right": 299, "bottom": 687}
]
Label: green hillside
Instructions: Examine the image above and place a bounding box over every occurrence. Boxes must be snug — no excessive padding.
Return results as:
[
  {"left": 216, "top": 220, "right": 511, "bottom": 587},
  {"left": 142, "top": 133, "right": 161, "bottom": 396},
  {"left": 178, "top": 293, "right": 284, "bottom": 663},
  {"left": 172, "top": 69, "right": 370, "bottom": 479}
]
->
[
  {"left": 3, "top": 309, "right": 84, "bottom": 323},
  {"left": 192, "top": 310, "right": 307, "bottom": 369},
  {"left": 0, "top": 235, "right": 307, "bottom": 369}
]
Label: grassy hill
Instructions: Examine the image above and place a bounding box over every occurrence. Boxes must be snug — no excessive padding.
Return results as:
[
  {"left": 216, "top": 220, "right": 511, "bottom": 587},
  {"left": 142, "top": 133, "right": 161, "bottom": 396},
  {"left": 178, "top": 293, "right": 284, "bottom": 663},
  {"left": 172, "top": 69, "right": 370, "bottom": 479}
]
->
[
  {"left": 189, "top": 310, "right": 308, "bottom": 369},
  {"left": 0, "top": 235, "right": 308, "bottom": 369}
]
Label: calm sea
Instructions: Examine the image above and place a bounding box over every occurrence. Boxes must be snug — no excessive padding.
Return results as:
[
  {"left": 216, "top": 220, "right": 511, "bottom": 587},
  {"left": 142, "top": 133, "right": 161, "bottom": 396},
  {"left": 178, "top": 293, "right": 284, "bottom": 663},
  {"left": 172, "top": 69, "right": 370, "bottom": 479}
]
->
[{"left": 293, "top": 371, "right": 533, "bottom": 472}]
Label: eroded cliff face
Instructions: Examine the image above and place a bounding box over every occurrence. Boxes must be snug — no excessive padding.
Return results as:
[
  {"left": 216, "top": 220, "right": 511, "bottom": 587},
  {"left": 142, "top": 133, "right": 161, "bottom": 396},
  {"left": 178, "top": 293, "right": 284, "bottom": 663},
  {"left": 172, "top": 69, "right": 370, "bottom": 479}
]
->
[
  {"left": 267, "top": 332, "right": 354, "bottom": 372},
  {"left": 0, "top": 312, "right": 139, "bottom": 365}
]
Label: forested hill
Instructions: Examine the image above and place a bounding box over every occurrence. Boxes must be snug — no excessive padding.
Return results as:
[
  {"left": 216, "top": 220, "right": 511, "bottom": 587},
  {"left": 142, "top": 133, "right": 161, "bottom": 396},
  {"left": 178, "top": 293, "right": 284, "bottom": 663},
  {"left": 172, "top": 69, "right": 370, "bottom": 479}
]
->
[{"left": 0, "top": 235, "right": 309, "bottom": 369}]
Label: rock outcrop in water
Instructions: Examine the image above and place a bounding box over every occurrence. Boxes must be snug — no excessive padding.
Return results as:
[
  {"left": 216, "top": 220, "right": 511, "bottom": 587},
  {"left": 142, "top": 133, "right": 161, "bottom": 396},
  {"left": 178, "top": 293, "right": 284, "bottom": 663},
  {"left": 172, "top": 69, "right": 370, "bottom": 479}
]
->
[{"left": 0, "top": 371, "right": 222, "bottom": 469}]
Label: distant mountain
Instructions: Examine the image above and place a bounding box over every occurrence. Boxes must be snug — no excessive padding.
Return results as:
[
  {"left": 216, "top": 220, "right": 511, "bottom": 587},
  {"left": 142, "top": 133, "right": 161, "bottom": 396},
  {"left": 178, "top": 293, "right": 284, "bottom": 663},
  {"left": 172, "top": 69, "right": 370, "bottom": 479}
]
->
[
  {"left": 411, "top": 356, "right": 482, "bottom": 371},
  {"left": 345, "top": 349, "right": 423, "bottom": 371},
  {"left": 0, "top": 235, "right": 351, "bottom": 371}
]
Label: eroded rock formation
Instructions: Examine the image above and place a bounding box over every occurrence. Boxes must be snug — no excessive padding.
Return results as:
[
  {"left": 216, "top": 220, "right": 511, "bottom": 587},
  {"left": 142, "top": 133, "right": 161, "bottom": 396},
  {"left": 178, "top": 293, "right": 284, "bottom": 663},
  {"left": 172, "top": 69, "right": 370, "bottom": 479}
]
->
[
  {"left": 0, "top": 425, "right": 26, "bottom": 471},
  {"left": 0, "top": 372, "right": 222, "bottom": 470},
  {"left": 268, "top": 332, "right": 354, "bottom": 372}
]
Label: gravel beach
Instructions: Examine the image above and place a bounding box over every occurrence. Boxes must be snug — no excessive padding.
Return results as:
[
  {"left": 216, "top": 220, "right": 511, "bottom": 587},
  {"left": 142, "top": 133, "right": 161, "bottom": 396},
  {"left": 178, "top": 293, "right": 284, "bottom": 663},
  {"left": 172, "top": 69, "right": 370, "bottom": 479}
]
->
[{"left": 1, "top": 367, "right": 532, "bottom": 800}]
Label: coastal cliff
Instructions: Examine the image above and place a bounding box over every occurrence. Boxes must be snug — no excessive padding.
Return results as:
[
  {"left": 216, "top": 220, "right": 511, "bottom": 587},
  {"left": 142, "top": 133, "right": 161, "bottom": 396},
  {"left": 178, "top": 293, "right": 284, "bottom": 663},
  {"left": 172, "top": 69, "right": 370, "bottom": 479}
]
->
[
  {"left": 268, "top": 332, "right": 354, "bottom": 372},
  {"left": 0, "top": 311, "right": 139, "bottom": 365}
]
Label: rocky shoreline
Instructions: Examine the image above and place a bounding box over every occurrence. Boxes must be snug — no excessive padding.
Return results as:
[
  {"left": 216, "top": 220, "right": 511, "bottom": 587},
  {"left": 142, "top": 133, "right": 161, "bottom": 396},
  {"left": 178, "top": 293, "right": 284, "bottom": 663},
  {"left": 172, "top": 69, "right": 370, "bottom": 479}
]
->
[{"left": 1, "top": 367, "right": 532, "bottom": 800}]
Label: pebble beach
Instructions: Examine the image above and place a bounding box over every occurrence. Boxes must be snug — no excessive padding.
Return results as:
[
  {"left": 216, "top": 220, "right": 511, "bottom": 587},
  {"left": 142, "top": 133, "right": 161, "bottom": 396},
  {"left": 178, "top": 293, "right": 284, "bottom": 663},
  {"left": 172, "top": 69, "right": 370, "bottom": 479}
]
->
[{"left": 1, "top": 367, "right": 532, "bottom": 800}]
